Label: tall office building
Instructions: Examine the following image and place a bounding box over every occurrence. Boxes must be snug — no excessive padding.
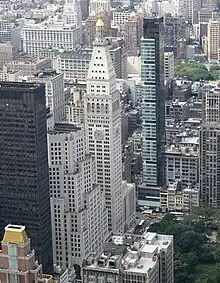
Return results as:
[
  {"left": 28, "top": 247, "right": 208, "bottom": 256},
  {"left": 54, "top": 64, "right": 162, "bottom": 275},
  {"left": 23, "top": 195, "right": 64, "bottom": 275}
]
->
[
  {"left": 138, "top": 17, "right": 165, "bottom": 209},
  {"left": 83, "top": 16, "right": 124, "bottom": 232},
  {"left": 48, "top": 123, "right": 108, "bottom": 270},
  {"left": 0, "top": 82, "right": 53, "bottom": 272},
  {"left": 200, "top": 86, "right": 220, "bottom": 208}
]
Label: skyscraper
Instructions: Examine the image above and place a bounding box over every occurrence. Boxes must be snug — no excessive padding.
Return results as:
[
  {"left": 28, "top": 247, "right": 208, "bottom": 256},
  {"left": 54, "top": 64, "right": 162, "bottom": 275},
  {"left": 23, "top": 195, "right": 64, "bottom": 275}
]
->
[
  {"left": 83, "top": 16, "right": 124, "bottom": 232},
  {"left": 138, "top": 17, "right": 165, "bottom": 209},
  {"left": 0, "top": 82, "right": 53, "bottom": 272},
  {"left": 200, "top": 85, "right": 220, "bottom": 208},
  {"left": 48, "top": 123, "right": 108, "bottom": 270}
]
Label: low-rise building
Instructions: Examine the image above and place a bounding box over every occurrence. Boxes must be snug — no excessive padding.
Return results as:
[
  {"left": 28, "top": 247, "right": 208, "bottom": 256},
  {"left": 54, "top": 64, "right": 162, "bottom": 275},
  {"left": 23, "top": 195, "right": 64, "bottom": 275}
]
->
[
  {"left": 4, "top": 57, "right": 51, "bottom": 76},
  {"left": 0, "top": 69, "right": 22, "bottom": 82},
  {"left": 160, "top": 182, "right": 199, "bottom": 211},
  {"left": 82, "top": 232, "right": 174, "bottom": 283}
]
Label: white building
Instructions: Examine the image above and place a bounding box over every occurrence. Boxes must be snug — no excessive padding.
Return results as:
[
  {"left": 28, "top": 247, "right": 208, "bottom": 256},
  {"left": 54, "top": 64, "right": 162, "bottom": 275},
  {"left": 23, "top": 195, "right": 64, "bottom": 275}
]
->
[
  {"left": 26, "top": 71, "right": 65, "bottom": 125},
  {"left": 112, "top": 10, "right": 131, "bottom": 28},
  {"left": 82, "top": 232, "right": 174, "bottom": 283},
  {"left": 0, "top": 70, "right": 22, "bottom": 82},
  {"left": 48, "top": 123, "right": 108, "bottom": 270},
  {"left": 66, "top": 86, "right": 84, "bottom": 125},
  {"left": 160, "top": 182, "right": 199, "bottom": 211},
  {"left": 164, "top": 51, "right": 174, "bottom": 83},
  {"left": 83, "top": 17, "right": 124, "bottom": 232},
  {"left": 89, "top": 0, "right": 110, "bottom": 15},
  {"left": 63, "top": 0, "right": 82, "bottom": 27},
  {"left": 22, "top": 19, "right": 81, "bottom": 57}
]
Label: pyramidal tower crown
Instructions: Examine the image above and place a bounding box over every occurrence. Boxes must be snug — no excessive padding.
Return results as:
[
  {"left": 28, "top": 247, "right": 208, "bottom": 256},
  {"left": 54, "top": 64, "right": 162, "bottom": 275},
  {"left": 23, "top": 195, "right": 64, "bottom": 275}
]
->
[{"left": 87, "top": 13, "right": 116, "bottom": 94}]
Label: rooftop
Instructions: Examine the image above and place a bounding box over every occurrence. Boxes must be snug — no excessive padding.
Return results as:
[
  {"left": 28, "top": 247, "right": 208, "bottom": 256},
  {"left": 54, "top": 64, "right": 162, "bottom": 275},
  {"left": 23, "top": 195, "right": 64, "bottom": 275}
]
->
[
  {"left": 2, "top": 224, "right": 28, "bottom": 245},
  {"left": 84, "top": 232, "right": 173, "bottom": 274}
]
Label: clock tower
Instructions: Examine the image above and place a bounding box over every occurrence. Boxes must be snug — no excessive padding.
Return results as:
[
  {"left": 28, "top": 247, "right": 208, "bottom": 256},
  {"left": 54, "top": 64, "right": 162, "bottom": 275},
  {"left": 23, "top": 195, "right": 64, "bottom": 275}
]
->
[{"left": 83, "top": 14, "right": 123, "bottom": 232}]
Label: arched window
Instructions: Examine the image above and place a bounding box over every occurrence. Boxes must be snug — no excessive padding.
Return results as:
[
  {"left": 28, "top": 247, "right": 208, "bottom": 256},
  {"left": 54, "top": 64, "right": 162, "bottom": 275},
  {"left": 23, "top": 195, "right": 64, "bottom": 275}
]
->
[
  {"left": 97, "top": 103, "right": 100, "bottom": 113},
  {"left": 87, "top": 103, "right": 91, "bottom": 113},
  {"left": 101, "top": 103, "right": 104, "bottom": 114},
  {"left": 105, "top": 104, "right": 109, "bottom": 114},
  {"left": 92, "top": 103, "right": 95, "bottom": 113}
]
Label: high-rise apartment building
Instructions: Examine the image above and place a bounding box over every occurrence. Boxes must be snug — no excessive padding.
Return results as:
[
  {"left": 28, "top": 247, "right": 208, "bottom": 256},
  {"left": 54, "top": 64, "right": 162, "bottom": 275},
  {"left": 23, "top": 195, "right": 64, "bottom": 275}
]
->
[
  {"left": 138, "top": 17, "right": 165, "bottom": 209},
  {"left": 200, "top": 86, "right": 220, "bottom": 208},
  {"left": 206, "top": 18, "right": 220, "bottom": 61},
  {"left": 164, "top": 51, "right": 175, "bottom": 83},
  {"left": 0, "top": 224, "right": 58, "bottom": 283},
  {"left": 0, "top": 82, "right": 53, "bottom": 272},
  {"left": 48, "top": 123, "right": 108, "bottom": 270},
  {"left": 125, "top": 13, "right": 144, "bottom": 56},
  {"left": 83, "top": 17, "right": 124, "bottom": 232}
]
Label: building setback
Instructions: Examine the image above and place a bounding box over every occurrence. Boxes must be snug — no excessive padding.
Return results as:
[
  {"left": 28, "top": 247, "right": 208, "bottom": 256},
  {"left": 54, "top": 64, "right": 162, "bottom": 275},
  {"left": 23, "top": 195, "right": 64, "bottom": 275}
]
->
[{"left": 0, "top": 82, "right": 53, "bottom": 272}]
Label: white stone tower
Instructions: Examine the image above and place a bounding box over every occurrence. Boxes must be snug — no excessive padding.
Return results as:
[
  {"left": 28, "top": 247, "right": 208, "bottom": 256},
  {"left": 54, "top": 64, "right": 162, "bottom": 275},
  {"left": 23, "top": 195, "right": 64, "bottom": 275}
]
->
[{"left": 84, "top": 15, "right": 124, "bottom": 232}]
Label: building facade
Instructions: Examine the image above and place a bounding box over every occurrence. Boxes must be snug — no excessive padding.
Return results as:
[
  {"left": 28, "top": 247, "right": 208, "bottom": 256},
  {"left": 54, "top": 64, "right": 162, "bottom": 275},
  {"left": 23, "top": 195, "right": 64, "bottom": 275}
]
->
[
  {"left": 165, "top": 145, "right": 199, "bottom": 188},
  {"left": 200, "top": 86, "right": 220, "bottom": 208},
  {"left": 0, "top": 82, "right": 53, "bottom": 272},
  {"left": 0, "top": 42, "right": 14, "bottom": 69},
  {"left": 22, "top": 21, "right": 81, "bottom": 57}
]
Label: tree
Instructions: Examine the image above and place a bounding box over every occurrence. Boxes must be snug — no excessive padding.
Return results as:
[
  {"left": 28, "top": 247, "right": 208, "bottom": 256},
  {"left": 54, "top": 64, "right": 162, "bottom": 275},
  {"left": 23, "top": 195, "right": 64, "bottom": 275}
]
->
[
  {"left": 214, "top": 245, "right": 220, "bottom": 262},
  {"left": 199, "top": 244, "right": 215, "bottom": 264},
  {"left": 178, "top": 230, "right": 205, "bottom": 253},
  {"left": 175, "top": 63, "right": 212, "bottom": 81},
  {"left": 184, "top": 252, "right": 199, "bottom": 273}
]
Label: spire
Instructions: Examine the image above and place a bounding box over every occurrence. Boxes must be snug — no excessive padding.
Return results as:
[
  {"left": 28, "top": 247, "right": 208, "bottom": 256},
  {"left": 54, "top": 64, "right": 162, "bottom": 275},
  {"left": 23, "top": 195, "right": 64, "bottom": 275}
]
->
[
  {"left": 95, "top": 10, "right": 106, "bottom": 44},
  {"left": 96, "top": 10, "right": 105, "bottom": 28}
]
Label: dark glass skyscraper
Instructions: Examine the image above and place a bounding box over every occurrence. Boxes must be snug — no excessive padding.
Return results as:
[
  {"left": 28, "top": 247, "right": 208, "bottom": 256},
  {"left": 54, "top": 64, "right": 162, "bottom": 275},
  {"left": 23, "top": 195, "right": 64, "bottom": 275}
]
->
[
  {"left": 0, "top": 82, "right": 53, "bottom": 272},
  {"left": 138, "top": 17, "right": 165, "bottom": 209}
]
